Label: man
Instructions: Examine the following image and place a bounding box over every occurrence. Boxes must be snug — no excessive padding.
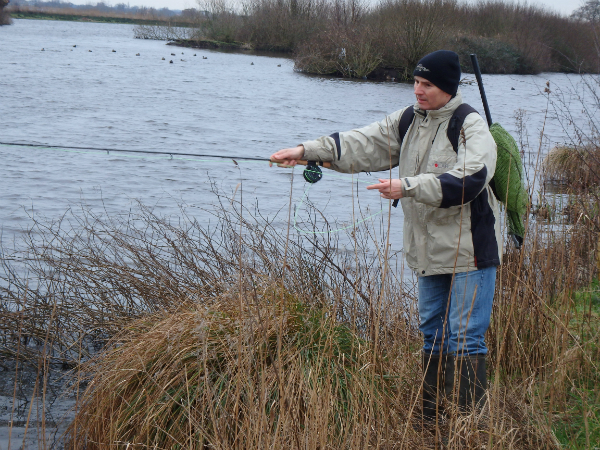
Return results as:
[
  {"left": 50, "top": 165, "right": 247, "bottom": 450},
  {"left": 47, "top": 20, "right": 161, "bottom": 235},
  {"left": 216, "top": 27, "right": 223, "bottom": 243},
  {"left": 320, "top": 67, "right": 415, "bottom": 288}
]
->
[{"left": 270, "top": 50, "right": 500, "bottom": 424}]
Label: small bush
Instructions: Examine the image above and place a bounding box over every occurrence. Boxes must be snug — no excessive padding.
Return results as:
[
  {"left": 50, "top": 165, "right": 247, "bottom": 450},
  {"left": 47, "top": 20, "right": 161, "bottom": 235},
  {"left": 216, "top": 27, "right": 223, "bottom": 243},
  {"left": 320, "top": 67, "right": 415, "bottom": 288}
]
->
[{"left": 295, "top": 26, "right": 383, "bottom": 78}]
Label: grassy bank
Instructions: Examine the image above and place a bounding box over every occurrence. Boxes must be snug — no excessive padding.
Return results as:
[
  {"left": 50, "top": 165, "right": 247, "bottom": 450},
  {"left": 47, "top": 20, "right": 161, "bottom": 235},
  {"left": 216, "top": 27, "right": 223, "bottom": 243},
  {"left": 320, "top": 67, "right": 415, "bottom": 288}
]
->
[
  {"left": 553, "top": 279, "right": 600, "bottom": 448},
  {"left": 142, "top": 0, "right": 599, "bottom": 79}
]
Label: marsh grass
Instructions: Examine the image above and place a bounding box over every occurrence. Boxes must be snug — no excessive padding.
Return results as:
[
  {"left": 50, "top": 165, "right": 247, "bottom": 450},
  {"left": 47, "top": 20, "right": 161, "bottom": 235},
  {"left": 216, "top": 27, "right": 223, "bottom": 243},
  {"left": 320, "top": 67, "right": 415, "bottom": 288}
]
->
[
  {"left": 543, "top": 144, "right": 600, "bottom": 189},
  {"left": 64, "top": 294, "right": 399, "bottom": 449},
  {"left": 0, "top": 191, "right": 581, "bottom": 449}
]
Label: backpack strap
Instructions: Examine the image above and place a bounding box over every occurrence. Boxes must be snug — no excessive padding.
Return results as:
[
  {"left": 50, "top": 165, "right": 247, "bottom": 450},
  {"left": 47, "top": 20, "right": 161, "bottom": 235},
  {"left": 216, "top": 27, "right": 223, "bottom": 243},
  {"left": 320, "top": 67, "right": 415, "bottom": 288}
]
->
[
  {"left": 393, "top": 107, "right": 416, "bottom": 208},
  {"left": 398, "top": 107, "right": 416, "bottom": 146},
  {"left": 447, "top": 103, "right": 479, "bottom": 153}
]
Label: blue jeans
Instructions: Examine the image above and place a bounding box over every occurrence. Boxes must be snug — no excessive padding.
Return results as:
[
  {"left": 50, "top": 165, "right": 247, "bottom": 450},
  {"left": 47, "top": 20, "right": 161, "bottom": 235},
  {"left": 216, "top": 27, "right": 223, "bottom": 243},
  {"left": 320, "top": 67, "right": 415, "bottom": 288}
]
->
[{"left": 418, "top": 266, "right": 496, "bottom": 356}]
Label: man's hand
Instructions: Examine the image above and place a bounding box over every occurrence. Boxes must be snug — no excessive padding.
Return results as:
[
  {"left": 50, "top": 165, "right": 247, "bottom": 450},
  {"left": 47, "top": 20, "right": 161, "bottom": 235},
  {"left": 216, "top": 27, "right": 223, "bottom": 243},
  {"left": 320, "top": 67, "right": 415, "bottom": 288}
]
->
[
  {"left": 366, "top": 178, "right": 403, "bottom": 200},
  {"left": 270, "top": 145, "right": 305, "bottom": 167}
]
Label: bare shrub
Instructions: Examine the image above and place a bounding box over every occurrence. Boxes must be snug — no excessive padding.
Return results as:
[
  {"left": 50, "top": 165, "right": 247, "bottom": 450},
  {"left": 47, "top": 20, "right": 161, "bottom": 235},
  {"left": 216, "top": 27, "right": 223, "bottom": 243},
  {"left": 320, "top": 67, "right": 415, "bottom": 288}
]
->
[
  {"left": 295, "top": 25, "right": 383, "bottom": 78},
  {"left": 194, "top": 0, "right": 244, "bottom": 43},
  {"left": 373, "top": 0, "right": 456, "bottom": 73},
  {"left": 238, "top": 0, "right": 329, "bottom": 51},
  {"left": 0, "top": 192, "right": 417, "bottom": 367},
  {"left": 134, "top": 23, "right": 195, "bottom": 40}
]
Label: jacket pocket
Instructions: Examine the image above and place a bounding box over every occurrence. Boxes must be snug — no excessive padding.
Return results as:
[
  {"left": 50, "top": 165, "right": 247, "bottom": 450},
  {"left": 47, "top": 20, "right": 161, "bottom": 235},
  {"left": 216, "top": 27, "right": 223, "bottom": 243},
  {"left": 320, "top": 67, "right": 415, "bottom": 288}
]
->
[
  {"left": 425, "top": 204, "right": 462, "bottom": 225},
  {"left": 426, "top": 153, "right": 456, "bottom": 175},
  {"left": 426, "top": 218, "right": 462, "bottom": 268}
]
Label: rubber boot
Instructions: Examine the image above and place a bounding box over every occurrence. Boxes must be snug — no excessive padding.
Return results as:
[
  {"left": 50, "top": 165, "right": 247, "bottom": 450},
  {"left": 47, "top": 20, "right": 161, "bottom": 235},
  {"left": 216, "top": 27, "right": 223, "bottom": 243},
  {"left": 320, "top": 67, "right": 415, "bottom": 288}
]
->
[
  {"left": 455, "top": 354, "right": 487, "bottom": 411},
  {"left": 421, "top": 352, "right": 449, "bottom": 425}
]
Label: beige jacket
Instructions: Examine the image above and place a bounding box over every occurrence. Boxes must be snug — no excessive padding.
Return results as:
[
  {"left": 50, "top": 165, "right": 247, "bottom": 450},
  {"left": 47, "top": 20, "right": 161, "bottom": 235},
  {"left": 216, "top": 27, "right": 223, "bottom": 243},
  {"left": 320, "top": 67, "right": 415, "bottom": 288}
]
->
[{"left": 302, "top": 90, "right": 502, "bottom": 275}]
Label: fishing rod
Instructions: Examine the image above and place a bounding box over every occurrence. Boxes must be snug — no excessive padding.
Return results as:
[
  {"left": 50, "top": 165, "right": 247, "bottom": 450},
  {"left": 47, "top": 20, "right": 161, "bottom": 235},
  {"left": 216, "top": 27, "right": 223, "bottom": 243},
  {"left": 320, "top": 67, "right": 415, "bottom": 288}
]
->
[
  {"left": 0, "top": 141, "right": 332, "bottom": 184},
  {"left": 469, "top": 54, "right": 493, "bottom": 127},
  {"left": 1, "top": 140, "right": 379, "bottom": 235}
]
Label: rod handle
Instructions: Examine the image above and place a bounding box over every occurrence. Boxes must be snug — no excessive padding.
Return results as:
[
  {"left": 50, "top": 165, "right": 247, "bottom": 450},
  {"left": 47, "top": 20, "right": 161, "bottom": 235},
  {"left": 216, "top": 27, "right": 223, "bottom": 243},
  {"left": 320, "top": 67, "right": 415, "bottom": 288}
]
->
[{"left": 270, "top": 159, "right": 332, "bottom": 168}]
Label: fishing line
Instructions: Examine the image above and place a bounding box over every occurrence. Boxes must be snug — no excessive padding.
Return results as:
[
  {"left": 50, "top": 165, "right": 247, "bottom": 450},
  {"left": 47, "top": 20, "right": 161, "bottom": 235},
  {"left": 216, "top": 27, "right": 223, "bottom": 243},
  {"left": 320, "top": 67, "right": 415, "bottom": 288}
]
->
[
  {"left": 293, "top": 180, "right": 384, "bottom": 235},
  {"left": 0, "top": 141, "right": 387, "bottom": 235}
]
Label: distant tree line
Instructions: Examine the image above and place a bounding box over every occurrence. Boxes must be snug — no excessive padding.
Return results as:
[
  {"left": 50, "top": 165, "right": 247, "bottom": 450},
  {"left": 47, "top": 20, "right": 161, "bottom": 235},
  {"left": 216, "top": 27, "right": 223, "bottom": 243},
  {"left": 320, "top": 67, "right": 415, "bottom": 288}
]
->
[
  {"left": 8, "top": 0, "right": 181, "bottom": 16},
  {"left": 178, "top": 0, "right": 600, "bottom": 77},
  {"left": 5, "top": 0, "right": 210, "bottom": 24},
  {"left": 5, "top": 0, "right": 600, "bottom": 76}
]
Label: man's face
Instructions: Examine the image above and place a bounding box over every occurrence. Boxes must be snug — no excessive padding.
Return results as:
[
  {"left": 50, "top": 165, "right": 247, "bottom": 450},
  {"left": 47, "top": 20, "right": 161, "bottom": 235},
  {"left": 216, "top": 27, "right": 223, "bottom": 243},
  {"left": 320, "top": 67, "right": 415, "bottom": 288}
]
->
[{"left": 414, "top": 76, "right": 452, "bottom": 111}]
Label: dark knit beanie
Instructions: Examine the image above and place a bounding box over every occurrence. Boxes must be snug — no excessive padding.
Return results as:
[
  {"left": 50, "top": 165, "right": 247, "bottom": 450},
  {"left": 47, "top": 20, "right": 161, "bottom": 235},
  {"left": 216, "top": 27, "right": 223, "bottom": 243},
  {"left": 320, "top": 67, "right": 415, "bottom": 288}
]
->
[{"left": 413, "top": 50, "right": 461, "bottom": 96}]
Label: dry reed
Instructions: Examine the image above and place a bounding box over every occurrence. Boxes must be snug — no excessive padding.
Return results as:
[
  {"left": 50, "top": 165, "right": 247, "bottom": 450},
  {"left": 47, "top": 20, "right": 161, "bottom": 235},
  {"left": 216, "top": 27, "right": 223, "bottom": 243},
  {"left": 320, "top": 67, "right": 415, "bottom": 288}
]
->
[{"left": 0, "top": 191, "right": 573, "bottom": 449}]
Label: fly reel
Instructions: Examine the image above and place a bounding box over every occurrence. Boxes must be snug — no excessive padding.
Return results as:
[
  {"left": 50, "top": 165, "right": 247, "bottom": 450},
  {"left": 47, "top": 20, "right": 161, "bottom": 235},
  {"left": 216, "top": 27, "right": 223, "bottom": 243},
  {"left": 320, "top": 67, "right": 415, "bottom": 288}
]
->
[{"left": 303, "top": 161, "right": 323, "bottom": 183}]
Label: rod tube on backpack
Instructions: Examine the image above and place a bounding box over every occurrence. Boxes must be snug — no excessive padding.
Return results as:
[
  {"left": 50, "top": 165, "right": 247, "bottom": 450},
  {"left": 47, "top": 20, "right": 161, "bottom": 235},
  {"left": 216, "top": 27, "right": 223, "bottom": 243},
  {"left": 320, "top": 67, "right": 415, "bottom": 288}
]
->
[{"left": 470, "top": 54, "right": 493, "bottom": 128}]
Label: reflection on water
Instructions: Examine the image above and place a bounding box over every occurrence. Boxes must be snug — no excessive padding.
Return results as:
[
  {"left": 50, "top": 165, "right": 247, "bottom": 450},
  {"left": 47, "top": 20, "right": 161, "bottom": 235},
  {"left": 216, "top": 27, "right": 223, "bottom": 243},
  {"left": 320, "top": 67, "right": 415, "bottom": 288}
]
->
[{"left": 0, "top": 19, "right": 587, "bottom": 257}]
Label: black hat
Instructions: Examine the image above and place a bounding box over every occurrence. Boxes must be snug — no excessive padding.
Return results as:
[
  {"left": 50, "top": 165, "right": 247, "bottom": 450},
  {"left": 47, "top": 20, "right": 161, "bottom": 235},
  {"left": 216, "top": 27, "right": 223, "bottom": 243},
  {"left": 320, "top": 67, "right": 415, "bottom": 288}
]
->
[{"left": 413, "top": 50, "right": 461, "bottom": 96}]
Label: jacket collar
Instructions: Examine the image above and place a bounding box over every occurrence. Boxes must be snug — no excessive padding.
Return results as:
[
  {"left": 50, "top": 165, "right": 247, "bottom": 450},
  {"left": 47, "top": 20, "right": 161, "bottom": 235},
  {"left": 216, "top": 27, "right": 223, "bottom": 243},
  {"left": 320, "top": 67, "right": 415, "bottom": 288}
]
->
[{"left": 413, "top": 89, "right": 463, "bottom": 120}]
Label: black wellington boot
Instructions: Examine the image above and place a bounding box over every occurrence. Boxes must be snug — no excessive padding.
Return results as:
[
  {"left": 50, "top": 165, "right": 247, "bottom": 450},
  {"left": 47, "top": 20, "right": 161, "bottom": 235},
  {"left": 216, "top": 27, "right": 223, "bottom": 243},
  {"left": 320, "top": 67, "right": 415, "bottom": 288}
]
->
[
  {"left": 455, "top": 354, "right": 487, "bottom": 412},
  {"left": 421, "top": 352, "right": 449, "bottom": 425}
]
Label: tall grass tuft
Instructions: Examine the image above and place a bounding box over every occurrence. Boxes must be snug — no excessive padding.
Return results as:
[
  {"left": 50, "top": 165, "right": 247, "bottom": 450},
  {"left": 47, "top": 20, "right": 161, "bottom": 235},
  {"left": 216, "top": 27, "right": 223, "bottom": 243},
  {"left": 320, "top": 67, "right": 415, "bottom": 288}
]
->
[
  {"left": 65, "top": 292, "right": 398, "bottom": 449},
  {"left": 543, "top": 144, "right": 600, "bottom": 189}
]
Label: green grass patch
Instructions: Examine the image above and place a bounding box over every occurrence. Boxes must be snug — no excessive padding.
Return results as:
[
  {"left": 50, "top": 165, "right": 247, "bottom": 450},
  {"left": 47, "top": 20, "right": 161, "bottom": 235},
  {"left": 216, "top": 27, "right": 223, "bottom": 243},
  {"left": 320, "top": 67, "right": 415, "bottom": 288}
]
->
[{"left": 553, "top": 279, "right": 600, "bottom": 449}]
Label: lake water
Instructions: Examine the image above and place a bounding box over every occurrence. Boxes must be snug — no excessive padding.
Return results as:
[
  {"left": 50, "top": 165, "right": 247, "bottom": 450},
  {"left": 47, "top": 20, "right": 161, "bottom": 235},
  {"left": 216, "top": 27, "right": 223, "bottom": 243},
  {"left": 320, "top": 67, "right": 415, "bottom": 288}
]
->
[{"left": 0, "top": 19, "right": 587, "bottom": 260}]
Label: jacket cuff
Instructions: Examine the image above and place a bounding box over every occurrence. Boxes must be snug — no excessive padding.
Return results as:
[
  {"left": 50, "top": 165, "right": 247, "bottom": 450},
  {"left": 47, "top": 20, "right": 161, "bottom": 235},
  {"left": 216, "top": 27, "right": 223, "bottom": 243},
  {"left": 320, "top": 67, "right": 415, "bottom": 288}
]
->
[{"left": 402, "top": 177, "right": 418, "bottom": 197}]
